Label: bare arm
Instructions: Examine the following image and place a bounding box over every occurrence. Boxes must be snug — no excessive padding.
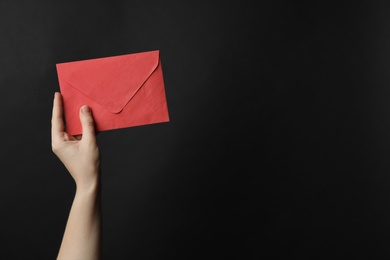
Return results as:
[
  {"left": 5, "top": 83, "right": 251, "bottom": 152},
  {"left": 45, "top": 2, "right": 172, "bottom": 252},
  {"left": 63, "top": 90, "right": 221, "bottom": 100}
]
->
[{"left": 51, "top": 92, "right": 102, "bottom": 260}]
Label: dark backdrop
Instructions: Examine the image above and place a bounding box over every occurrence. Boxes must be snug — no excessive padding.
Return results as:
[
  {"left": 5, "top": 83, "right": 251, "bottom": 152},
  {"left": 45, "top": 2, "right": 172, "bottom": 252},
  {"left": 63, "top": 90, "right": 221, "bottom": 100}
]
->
[{"left": 1, "top": 1, "right": 390, "bottom": 259}]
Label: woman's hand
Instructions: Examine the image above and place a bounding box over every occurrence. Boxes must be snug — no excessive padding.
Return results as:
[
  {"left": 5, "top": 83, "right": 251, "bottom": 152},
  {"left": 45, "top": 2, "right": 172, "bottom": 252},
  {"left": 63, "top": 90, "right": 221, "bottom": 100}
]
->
[{"left": 51, "top": 92, "right": 100, "bottom": 190}]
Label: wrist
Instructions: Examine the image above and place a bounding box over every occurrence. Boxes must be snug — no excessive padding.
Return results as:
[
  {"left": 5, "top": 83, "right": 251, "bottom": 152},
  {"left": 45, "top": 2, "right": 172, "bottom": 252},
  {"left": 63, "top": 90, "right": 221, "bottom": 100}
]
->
[{"left": 75, "top": 175, "right": 101, "bottom": 195}]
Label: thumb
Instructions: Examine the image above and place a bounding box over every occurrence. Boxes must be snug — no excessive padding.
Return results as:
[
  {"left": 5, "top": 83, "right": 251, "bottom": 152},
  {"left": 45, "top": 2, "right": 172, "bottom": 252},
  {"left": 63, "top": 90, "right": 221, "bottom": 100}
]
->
[{"left": 79, "top": 105, "right": 96, "bottom": 141}]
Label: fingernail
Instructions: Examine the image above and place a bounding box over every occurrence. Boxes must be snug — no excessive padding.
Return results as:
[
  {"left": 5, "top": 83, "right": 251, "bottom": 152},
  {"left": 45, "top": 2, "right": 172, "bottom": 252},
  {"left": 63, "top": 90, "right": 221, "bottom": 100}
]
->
[{"left": 81, "top": 105, "right": 90, "bottom": 114}]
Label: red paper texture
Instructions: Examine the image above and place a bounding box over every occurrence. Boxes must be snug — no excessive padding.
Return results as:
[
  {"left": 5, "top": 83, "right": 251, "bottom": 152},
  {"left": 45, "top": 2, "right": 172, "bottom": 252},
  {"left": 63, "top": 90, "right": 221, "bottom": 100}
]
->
[{"left": 56, "top": 50, "right": 169, "bottom": 135}]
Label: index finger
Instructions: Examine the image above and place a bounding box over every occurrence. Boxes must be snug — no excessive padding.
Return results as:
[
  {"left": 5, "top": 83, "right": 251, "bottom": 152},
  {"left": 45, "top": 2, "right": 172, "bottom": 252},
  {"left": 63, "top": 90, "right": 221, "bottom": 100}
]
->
[{"left": 51, "top": 92, "right": 65, "bottom": 137}]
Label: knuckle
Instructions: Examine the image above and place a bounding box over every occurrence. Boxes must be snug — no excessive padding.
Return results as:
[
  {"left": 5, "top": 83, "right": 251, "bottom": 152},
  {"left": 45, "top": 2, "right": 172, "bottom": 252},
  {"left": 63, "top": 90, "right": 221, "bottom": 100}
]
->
[
  {"left": 51, "top": 146, "right": 58, "bottom": 154},
  {"left": 84, "top": 118, "right": 95, "bottom": 128},
  {"left": 51, "top": 141, "right": 61, "bottom": 153}
]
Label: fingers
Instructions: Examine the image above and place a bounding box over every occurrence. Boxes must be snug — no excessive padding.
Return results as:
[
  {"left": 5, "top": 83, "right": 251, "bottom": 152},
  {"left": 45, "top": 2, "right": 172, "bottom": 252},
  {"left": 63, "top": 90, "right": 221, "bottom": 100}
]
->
[
  {"left": 79, "top": 105, "right": 96, "bottom": 142},
  {"left": 51, "top": 92, "right": 65, "bottom": 138},
  {"left": 52, "top": 93, "right": 97, "bottom": 143}
]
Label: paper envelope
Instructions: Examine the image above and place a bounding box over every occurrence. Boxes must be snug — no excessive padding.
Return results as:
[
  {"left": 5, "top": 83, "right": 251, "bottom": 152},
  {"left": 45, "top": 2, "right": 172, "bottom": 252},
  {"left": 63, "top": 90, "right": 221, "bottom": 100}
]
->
[{"left": 56, "top": 50, "right": 169, "bottom": 135}]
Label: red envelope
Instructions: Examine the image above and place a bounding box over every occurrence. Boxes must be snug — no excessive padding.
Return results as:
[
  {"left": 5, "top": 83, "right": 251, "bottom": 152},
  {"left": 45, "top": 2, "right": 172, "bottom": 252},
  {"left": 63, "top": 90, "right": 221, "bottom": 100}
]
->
[{"left": 56, "top": 50, "right": 169, "bottom": 135}]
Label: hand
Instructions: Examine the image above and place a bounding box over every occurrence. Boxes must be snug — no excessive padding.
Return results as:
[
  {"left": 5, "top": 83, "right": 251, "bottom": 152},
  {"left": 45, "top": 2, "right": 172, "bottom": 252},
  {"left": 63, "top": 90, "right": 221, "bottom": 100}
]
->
[{"left": 51, "top": 92, "right": 100, "bottom": 190}]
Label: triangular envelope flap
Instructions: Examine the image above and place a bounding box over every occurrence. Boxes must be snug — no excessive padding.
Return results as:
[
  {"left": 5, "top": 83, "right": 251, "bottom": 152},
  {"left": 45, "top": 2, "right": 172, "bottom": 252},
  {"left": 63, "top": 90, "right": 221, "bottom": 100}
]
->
[{"left": 57, "top": 50, "right": 160, "bottom": 113}]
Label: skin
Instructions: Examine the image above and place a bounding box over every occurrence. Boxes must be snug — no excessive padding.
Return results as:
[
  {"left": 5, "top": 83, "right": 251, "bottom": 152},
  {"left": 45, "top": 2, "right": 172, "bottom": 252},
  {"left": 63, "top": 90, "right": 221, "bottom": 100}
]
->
[{"left": 51, "top": 92, "right": 102, "bottom": 260}]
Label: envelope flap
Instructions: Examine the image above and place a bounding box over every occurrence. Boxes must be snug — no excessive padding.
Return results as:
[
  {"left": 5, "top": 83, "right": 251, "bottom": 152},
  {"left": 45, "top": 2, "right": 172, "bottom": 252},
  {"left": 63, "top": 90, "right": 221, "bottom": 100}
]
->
[{"left": 56, "top": 50, "right": 160, "bottom": 113}]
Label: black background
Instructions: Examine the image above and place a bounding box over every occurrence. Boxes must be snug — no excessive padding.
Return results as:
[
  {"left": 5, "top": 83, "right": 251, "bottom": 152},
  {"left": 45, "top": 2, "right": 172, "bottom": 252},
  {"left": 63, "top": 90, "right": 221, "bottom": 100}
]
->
[{"left": 1, "top": 1, "right": 390, "bottom": 259}]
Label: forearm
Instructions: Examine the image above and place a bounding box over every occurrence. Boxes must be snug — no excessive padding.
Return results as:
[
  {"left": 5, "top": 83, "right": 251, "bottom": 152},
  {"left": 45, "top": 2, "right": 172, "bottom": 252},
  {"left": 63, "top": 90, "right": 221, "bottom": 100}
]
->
[{"left": 57, "top": 178, "right": 102, "bottom": 260}]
